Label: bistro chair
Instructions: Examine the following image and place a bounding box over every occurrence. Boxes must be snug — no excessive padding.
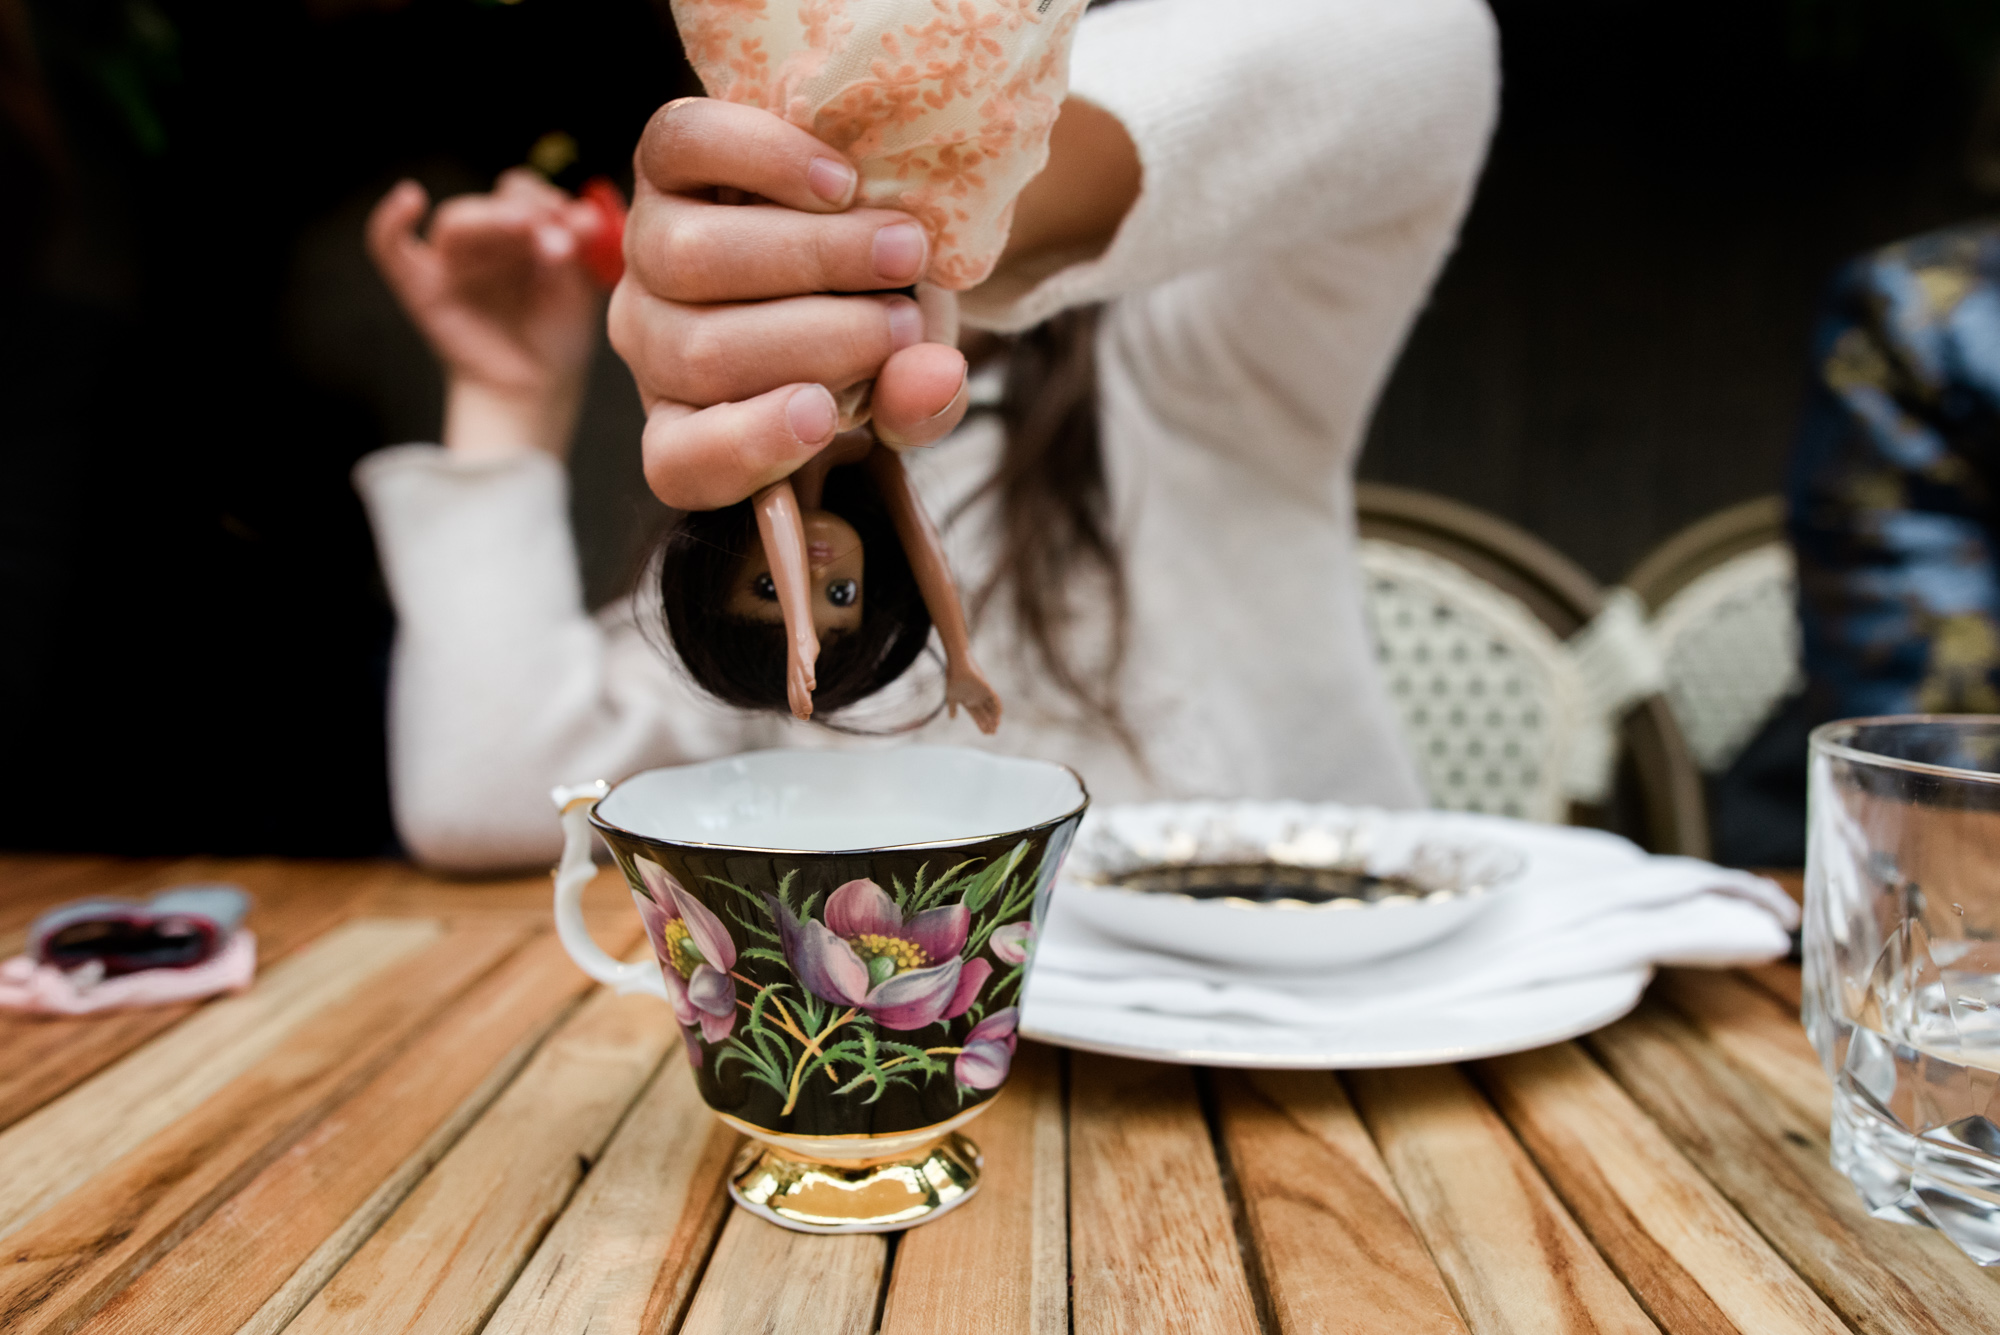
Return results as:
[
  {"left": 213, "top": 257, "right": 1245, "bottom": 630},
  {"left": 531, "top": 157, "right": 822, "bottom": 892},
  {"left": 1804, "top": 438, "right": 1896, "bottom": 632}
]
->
[
  {"left": 1356, "top": 482, "right": 1709, "bottom": 856},
  {"left": 1621, "top": 495, "right": 1801, "bottom": 778}
]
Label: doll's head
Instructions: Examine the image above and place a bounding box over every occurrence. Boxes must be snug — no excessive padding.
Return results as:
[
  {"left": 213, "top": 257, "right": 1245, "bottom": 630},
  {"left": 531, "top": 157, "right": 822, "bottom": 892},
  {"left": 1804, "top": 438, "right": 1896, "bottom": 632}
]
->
[{"left": 659, "top": 465, "right": 932, "bottom": 716}]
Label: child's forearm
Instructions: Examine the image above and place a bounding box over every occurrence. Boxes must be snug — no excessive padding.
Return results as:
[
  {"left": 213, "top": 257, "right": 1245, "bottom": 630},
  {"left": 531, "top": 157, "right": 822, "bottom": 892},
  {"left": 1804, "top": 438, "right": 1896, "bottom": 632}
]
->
[
  {"left": 441, "top": 376, "right": 585, "bottom": 461},
  {"left": 865, "top": 447, "right": 977, "bottom": 668}
]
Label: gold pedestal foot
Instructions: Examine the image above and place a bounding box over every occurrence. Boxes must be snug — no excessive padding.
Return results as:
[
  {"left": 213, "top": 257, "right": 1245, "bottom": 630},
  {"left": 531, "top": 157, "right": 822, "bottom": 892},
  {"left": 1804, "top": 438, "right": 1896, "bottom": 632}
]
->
[{"left": 729, "top": 1132, "right": 982, "bottom": 1233}]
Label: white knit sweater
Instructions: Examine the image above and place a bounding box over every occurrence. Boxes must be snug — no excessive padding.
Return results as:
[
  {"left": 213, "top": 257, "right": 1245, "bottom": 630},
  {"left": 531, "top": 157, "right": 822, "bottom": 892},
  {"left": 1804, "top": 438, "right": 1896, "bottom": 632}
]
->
[{"left": 355, "top": 0, "right": 1500, "bottom": 871}]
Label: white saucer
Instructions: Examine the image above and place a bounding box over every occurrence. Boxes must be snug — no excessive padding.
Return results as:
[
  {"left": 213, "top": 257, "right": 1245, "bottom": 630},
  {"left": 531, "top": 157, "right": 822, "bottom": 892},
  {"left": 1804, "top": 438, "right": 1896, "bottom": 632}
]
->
[{"left": 1019, "top": 966, "right": 1650, "bottom": 1068}]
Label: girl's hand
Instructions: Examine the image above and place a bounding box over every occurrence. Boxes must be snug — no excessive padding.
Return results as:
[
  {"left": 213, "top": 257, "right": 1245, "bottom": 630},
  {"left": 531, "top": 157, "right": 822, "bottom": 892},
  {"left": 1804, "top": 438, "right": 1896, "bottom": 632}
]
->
[
  {"left": 367, "top": 170, "right": 606, "bottom": 460},
  {"left": 610, "top": 98, "right": 970, "bottom": 512}
]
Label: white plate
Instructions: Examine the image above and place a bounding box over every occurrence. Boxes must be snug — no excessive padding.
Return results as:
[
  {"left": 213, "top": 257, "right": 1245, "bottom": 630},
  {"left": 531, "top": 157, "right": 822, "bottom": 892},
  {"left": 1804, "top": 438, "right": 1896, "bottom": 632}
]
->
[{"left": 1019, "top": 966, "right": 1651, "bottom": 1068}]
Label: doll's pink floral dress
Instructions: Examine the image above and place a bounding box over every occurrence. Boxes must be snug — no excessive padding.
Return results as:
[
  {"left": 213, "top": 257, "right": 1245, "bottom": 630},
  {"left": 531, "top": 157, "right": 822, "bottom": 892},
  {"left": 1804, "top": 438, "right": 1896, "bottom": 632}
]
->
[{"left": 671, "top": 0, "right": 1089, "bottom": 290}]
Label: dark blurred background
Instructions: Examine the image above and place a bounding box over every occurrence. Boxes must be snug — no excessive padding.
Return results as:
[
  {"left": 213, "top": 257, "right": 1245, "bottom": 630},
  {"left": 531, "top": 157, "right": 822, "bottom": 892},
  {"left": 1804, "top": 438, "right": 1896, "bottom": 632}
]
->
[
  {"left": 5, "top": 0, "right": 2000, "bottom": 854},
  {"left": 1363, "top": 0, "right": 2000, "bottom": 580},
  {"left": 1, "top": 0, "right": 690, "bottom": 854}
]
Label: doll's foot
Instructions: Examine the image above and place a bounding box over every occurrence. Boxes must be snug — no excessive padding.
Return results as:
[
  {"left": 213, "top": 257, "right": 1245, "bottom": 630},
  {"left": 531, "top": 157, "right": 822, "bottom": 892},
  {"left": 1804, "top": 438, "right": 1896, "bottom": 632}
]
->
[
  {"left": 788, "top": 644, "right": 818, "bottom": 721},
  {"left": 946, "top": 671, "right": 1003, "bottom": 735}
]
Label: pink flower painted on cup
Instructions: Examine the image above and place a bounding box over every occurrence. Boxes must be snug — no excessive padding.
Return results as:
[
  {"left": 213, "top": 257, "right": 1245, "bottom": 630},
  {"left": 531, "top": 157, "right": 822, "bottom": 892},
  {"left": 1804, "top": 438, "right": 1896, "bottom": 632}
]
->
[
  {"left": 770, "top": 878, "right": 989, "bottom": 1031},
  {"left": 955, "top": 1007, "right": 1019, "bottom": 1090},
  {"left": 989, "top": 920, "right": 1034, "bottom": 965},
  {"left": 634, "top": 860, "right": 738, "bottom": 1046}
]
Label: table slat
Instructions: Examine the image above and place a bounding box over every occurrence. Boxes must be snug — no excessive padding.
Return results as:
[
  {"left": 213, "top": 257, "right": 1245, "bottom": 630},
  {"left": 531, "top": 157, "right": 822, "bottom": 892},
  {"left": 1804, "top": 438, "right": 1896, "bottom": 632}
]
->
[
  {"left": 1738, "top": 963, "right": 1804, "bottom": 1011},
  {"left": 1591, "top": 1001, "right": 2000, "bottom": 1335},
  {"left": 1069, "top": 1056, "right": 1261, "bottom": 1335},
  {"left": 0, "top": 875, "right": 378, "bottom": 1133},
  {"left": 480, "top": 1050, "right": 738, "bottom": 1335},
  {"left": 880, "top": 1043, "right": 1068, "bottom": 1335},
  {"left": 76, "top": 931, "right": 622, "bottom": 1335},
  {"left": 0, "top": 921, "right": 527, "bottom": 1335},
  {"left": 0, "top": 917, "right": 445, "bottom": 1238},
  {"left": 280, "top": 974, "right": 679, "bottom": 1335},
  {"left": 1346, "top": 1065, "right": 1660, "bottom": 1335},
  {"left": 1216, "top": 1068, "right": 1468, "bottom": 1335},
  {"left": 678, "top": 1212, "right": 887, "bottom": 1335},
  {"left": 1477, "top": 1043, "right": 1847, "bottom": 1335},
  {"left": 1653, "top": 970, "right": 1827, "bottom": 1124}
]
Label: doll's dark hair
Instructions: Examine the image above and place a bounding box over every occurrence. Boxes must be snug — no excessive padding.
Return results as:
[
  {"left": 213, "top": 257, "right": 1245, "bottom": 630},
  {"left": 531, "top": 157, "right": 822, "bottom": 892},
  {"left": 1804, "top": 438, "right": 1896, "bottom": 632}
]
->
[{"left": 659, "top": 462, "right": 933, "bottom": 718}]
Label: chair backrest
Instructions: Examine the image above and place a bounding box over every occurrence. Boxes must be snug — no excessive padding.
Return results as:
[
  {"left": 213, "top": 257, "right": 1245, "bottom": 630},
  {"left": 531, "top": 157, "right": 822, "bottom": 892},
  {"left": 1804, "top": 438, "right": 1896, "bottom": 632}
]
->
[
  {"left": 1356, "top": 483, "right": 1710, "bottom": 857},
  {"left": 1623, "top": 496, "right": 1801, "bottom": 776}
]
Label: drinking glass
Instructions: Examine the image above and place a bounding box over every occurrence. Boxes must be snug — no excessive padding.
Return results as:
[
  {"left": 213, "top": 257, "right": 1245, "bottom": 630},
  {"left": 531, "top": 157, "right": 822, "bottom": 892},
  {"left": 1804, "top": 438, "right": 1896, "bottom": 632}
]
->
[{"left": 1807, "top": 716, "right": 2000, "bottom": 1263}]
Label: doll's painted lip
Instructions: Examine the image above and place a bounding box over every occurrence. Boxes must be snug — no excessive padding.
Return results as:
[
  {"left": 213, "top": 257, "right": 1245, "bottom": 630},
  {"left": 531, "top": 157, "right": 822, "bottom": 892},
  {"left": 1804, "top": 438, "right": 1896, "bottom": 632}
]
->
[{"left": 807, "top": 542, "right": 836, "bottom": 563}]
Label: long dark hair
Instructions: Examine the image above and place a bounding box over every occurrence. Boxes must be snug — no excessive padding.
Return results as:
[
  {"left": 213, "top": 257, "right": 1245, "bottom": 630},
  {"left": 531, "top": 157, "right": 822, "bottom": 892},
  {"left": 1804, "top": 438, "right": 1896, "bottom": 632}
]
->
[
  {"left": 654, "top": 309, "right": 1128, "bottom": 736},
  {"left": 658, "top": 464, "right": 932, "bottom": 716},
  {"left": 971, "top": 305, "right": 1132, "bottom": 744}
]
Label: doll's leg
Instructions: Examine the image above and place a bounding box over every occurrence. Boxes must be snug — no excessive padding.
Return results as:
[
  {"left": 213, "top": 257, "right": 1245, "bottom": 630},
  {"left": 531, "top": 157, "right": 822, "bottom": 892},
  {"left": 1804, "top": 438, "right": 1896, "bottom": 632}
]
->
[
  {"left": 752, "top": 480, "right": 820, "bottom": 721},
  {"left": 863, "top": 446, "right": 1003, "bottom": 734}
]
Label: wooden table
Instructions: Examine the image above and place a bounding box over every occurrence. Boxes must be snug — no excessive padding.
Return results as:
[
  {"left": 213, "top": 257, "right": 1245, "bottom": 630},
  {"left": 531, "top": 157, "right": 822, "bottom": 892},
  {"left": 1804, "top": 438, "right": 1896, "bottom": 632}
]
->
[{"left": 2, "top": 856, "right": 1997, "bottom": 1335}]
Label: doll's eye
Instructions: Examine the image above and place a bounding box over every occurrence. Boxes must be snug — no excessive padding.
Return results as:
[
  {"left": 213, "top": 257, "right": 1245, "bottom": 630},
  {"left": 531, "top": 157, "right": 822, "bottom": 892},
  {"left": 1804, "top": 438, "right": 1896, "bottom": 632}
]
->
[
  {"left": 752, "top": 573, "right": 778, "bottom": 601},
  {"left": 826, "top": 578, "right": 858, "bottom": 608}
]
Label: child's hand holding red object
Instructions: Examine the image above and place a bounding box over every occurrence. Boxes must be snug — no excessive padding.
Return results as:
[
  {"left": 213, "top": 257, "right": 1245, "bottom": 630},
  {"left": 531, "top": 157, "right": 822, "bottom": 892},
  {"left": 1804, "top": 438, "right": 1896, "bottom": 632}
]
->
[{"left": 367, "top": 169, "right": 610, "bottom": 462}]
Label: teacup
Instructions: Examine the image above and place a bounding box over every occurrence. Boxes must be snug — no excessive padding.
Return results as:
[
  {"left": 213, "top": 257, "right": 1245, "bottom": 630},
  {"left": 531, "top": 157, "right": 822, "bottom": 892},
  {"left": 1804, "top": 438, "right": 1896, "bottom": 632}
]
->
[{"left": 551, "top": 745, "right": 1087, "bottom": 1233}]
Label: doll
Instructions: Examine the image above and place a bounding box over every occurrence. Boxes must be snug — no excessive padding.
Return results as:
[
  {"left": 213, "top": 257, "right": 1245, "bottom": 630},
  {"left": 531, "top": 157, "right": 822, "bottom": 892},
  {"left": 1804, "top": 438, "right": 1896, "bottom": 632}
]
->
[
  {"left": 655, "top": 0, "right": 1087, "bottom": 727},
  {"left": 661, "top": 429, "right": 1002, "bottom": 730}
]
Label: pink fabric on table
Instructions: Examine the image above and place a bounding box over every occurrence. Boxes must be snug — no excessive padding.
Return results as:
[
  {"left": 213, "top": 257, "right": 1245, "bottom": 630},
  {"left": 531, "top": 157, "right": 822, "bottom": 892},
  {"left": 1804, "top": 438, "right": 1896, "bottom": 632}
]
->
[
  {"left": 670, "top": 0, "right": 1088, "bottom": 290},
  {"left": 0, "top": 930, "right": 257, "bottom": 1016}
]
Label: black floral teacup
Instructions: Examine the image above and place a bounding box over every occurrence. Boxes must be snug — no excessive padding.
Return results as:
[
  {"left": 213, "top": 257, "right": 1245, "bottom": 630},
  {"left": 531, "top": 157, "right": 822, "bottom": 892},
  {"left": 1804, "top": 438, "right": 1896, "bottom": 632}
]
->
[{"left": 551, "top": 746, "right": 1086, "bottom": 1233}]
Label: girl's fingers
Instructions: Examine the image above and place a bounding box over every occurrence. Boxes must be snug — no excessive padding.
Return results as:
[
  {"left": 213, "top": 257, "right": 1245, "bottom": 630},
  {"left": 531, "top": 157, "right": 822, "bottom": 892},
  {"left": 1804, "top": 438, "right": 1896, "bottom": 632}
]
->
[
  {"left": 625, "top": 196, "right": 929, "bottom": 304},
  {"left": 637, "top": 98, "right": 858, "bottom": 212},
  {"left": 640, "top": 384, "right": 840, "bottom": 511},
  {"left": 872, "top": 343, "right": 972, "bottom": 448},
  {"left": 364, "top": 179, "right": 433, "bottom": 297},
  {"left": 610, "top": 284, "right": 925, "bottom": 408}
]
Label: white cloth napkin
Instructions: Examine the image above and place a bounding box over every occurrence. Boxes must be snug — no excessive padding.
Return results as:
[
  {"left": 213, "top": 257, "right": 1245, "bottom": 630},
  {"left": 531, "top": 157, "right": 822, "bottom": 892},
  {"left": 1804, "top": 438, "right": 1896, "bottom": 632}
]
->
[{"left": 1023, "top": 810, "right": 1797, "bottom": 1035}]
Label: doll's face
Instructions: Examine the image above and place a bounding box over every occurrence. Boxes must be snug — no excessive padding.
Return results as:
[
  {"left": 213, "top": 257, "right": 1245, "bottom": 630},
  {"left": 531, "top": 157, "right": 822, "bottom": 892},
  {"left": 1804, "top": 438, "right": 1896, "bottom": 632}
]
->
[{"left": 729, "top": 510, "right": 865, "bottom": 636}]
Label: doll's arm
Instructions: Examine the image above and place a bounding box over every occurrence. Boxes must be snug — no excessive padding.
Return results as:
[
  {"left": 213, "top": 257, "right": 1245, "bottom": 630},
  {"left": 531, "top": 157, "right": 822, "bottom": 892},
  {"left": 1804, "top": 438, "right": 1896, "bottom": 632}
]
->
[
  {"left": 864, "top": 447, "right": 1003, "bottom": 734},
  {"left": 752, "top": 480, "right": 821, "bottom": 721}
]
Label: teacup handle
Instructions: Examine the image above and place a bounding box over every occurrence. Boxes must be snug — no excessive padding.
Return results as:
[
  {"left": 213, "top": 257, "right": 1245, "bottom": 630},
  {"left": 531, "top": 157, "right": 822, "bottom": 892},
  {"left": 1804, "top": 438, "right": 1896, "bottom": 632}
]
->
[{"left": 550, "top": 782, "right": 670, "bottom": 1001}]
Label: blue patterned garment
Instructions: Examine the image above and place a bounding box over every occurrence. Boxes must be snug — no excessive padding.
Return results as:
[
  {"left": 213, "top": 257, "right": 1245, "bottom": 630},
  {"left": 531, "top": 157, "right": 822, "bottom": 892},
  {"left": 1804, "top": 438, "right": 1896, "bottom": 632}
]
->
[{"left": 1790, "top": 222, "right": 2000, "bottom": 719}]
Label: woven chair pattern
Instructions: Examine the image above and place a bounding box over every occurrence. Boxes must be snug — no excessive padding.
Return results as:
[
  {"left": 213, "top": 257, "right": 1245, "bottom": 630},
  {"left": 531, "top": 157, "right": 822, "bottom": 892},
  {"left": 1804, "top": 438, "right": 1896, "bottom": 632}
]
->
[
  {"left": 1360, "top": 540, "right": 1583, "bottom": 823},
  {"left": 1649, "top": 543, "right": 1802, "bottom": 774}
]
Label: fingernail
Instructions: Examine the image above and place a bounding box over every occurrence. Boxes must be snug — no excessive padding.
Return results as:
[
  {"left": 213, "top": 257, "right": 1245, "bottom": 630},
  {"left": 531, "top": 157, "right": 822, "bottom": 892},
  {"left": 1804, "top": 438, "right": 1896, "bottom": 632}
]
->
[
  {"left": 807, "top": 157, "right": 857, "bottom": 206},
  {"left": 885, "top": 298, "right": 924, "bottom": 351},
  {"left": 872, "top": 222, "right": 926, "bottom": 283},
  {"left": 877, "top": 367, "right": 968, "bottom": 449},
  {"left": 786, "top": 384, "right": 838, "bottom": 445},
  {"left": 925, "top": 366, "right": 971, "bottom": 423}
]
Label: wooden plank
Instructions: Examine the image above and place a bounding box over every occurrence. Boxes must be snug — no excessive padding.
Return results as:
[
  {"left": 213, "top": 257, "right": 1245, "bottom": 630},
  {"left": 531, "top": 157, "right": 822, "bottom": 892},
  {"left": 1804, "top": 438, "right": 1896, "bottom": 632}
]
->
[
  {"left": 281, "top": 972, "right": 679, "bottom": 1335},
  {"left": 1215, "top": 1069, "right": 1466, "bottom": 1335},
  {"left": 1212, "top": 1068, "right": 1466, "bottom": 1335},
  {"left": 0, "top": 877, "right": 374, "bottom": 1133},
  {"left": 1346, "top": 1065, "right": 1659, "bottom": 1335},
  {"left": 359, "top": 864, "right": 634, "bottom": 935},
  {"left": 677, "top": 1209, "right": 886, "bottom": 1335},
  {"left": 77, "top": 930, "right": 638, "bottom": 1335},
  {"left": 1653, "top": 969, "right": 1828, "bottom": 1124},
  {"left": 1476, "top": 1043, "right": 1846, "bottom": 1335},
  {"left": 0, "top": 921, "right": 528, "bottom": 1335},
  {"left": 1590, "top": 1000, "right": 2000, "bottom": 1335},
  {"left": 1069, "top": 1055, "right": 1260, "bottom": 1335},
  {"left": 478, "top": 1024, "right": 738, "bottom": 1335},
  {"left": 1738, "top": 962, "right": 1803, "bottom": 1011},
  {"left": 881, "top": 1043, "right": 1068, "bottom": 1335},
  {"left": 0, "top": 917, "right": 443, "bottom": 1238}
]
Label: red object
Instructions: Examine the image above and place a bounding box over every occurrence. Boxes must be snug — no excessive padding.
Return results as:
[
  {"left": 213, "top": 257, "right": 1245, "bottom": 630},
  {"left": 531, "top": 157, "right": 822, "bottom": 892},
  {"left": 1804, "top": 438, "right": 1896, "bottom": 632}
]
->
[{"left": 579, "top": 177, "right": 627, "bottom": 289}]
